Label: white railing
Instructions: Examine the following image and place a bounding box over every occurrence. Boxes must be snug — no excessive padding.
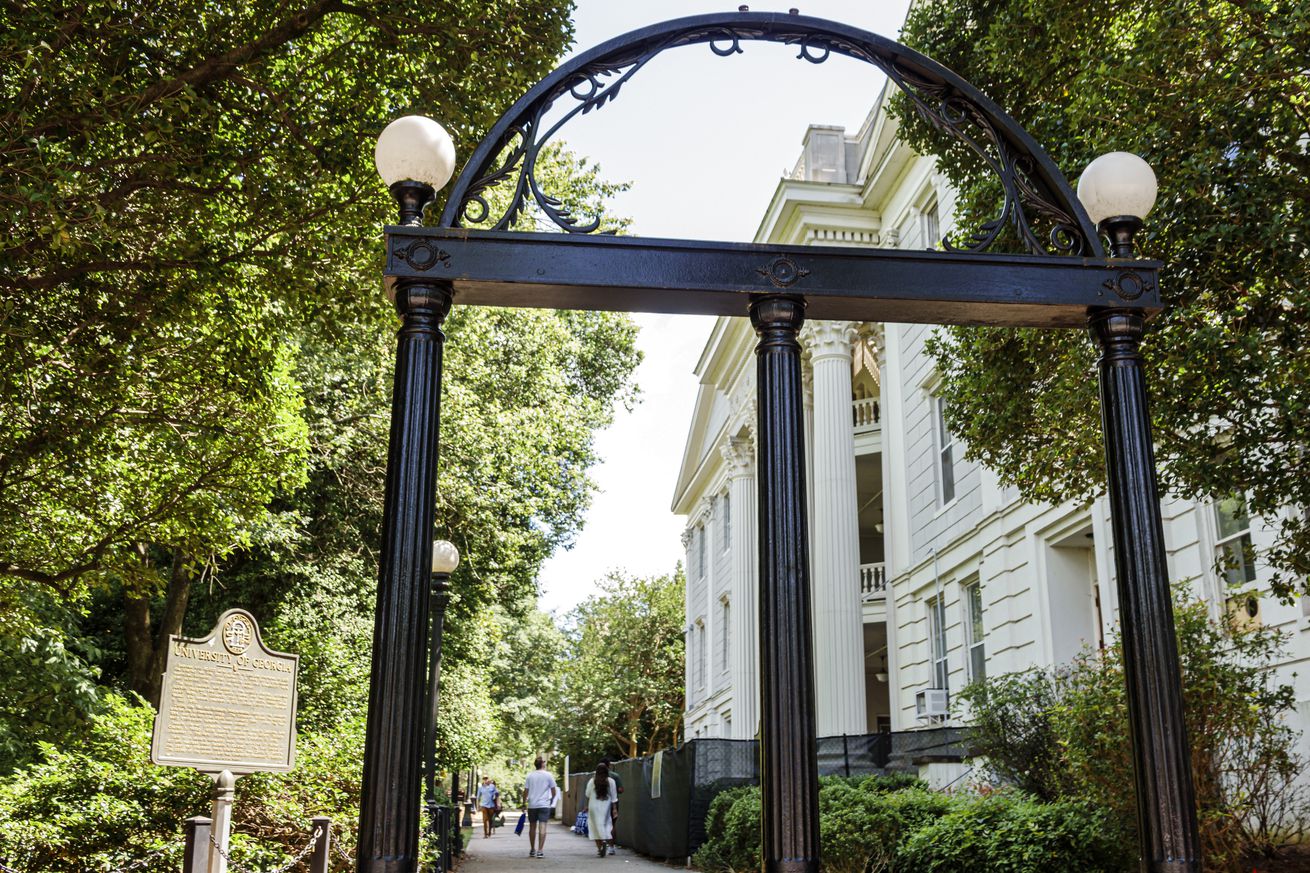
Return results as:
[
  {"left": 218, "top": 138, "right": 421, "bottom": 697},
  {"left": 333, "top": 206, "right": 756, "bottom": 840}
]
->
[
  {"left": 860, "top": 562, "right": 887, "bottom": 599},
  {"left": 852, "top": 397, "right": 881, "bottom": 433}
]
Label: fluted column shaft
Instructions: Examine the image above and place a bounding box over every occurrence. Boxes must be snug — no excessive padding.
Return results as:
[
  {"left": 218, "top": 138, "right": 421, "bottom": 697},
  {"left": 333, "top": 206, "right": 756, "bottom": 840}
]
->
[
  {"left": 1090, "top": 309, "right": 1200, "bottom": 873},
  {"left": 722, "top": 437, "right": 759, "bottom": 739},
  {"left": 802, "top": 321, "right": 868, "bottom": 736},
  {"left": 751, "top": 294, "right": 820, "bottom": 873},
  {"left": 359, "top": 280, "right": 452, "bottom": 873}
]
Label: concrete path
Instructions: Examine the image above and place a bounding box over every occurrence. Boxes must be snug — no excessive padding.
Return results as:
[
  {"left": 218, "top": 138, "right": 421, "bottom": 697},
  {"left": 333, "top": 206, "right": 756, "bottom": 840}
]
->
[{"left": 459, "top": 810, "right": 684, "bottom": 871}]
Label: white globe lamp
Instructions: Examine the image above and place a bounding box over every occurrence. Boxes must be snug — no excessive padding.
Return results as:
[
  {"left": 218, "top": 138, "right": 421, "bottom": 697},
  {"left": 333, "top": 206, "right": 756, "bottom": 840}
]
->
[
  {"left": 1077, "top": 152, "right": 1158, "bottom": 257},
  {"left": 375, "top": 116, "right": 457, "bottom": 226},
  {"left": 431, "top": 539, "right": 460, "bottom": 575}
]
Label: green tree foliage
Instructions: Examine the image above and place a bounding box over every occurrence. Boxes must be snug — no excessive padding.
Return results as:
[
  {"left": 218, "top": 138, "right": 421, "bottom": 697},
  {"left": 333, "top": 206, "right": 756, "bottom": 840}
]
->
[
  {"left": 552, "top": 569, "right": 685, "bottom": 762},
  {"left": 487, "top": 600, "right": 568, "bottom": 759},
  {"left": 0, "top": 0, "right": 644, "bottom": 779},
  {"left": 898, "top": 0, "right": 1310, "bottom": 596},
  {"left": 959, "top": 592, "right": 1306, "bottom": 869},
  {"left": 0, "top": 0, "right": 575, "bottom": 598}
]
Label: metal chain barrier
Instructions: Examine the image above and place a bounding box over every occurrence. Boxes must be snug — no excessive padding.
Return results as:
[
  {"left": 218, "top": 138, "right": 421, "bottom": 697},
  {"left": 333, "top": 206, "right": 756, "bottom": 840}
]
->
[
  {"left": 209, "top": 825, "right": 321, "bottom": 873},
  {"left": 0, "top": 861, "right": 23, "bottom": 873},
  {"left": 333, "top": 837, "right": 355, "bottom": 868}
]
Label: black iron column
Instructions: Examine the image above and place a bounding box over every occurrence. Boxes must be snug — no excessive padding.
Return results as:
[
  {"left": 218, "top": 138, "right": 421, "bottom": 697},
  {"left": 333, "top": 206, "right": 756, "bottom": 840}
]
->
[
  {"left": 425, "top": 568, "right": 452, "bottom": 828},
  {"left": 1090, "top": 307, "right": 1201, "bottom": 873},
  {"left": 358, "top": 275, "right": 452, "bottom": 873},
  {"left": 750, "top": 294, "right": 820, "bottom": 873}
]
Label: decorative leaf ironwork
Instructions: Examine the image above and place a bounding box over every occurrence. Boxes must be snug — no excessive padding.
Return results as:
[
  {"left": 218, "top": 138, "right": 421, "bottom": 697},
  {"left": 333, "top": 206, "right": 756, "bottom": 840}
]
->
[{"left": 444, "top": 14, "right": 1097, "bottom": 257}]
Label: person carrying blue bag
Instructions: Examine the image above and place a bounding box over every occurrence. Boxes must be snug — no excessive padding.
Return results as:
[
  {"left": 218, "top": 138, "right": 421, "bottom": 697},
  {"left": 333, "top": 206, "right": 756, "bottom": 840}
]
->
[{"left": 522, "top": 756, "right": 558, "bottom": 858}]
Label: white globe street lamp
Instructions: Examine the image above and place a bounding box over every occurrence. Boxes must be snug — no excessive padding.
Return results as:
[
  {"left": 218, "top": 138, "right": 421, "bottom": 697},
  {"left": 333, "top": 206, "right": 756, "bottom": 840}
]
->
[
  {"left": 1078, "top": 151, "right": 1158, "bottom": 258},
  {"left": 425, "top": 538, "right": 460, "bottom": 835},
  {"left": 375, "top": 115, "right": 457, "bottom": 226}
]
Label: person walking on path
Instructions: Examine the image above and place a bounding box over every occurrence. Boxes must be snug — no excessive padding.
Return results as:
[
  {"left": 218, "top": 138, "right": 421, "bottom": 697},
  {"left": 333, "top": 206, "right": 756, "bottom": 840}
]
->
[
  {"left": 598, "top": 757, "right": 624, "bottom": 856},
  {"left": 523, "top": 757, "right": 559, "bottom": 859},
  {"left": 584, "top": 763, "right": 619, "bottom": 858},
  {"left": 477, "top": 775, "right": 498, "bottom": 838}
]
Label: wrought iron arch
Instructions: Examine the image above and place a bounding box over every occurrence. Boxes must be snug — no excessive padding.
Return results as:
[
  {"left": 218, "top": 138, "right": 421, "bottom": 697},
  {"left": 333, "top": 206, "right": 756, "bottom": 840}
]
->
[{"left": 438, "top": 9, "right": 1105, "bottom": 259}]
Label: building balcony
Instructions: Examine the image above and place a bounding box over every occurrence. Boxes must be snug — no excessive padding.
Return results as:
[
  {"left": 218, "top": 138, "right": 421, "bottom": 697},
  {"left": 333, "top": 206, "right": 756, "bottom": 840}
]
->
[
  {"left": 860, "top": 562, "right": 887, "bottom": 600},
  {"left": 853, "top": 397, "right": 881, "bottom": 433}
]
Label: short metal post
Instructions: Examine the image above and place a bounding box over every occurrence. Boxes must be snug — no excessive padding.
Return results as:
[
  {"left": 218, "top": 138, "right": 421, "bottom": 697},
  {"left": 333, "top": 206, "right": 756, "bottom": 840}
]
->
[
  {"left": 183, "top": 816, "right": 211, "bottom": 873},
  {"left": 207, "top": 770, "right": 236, "bottom": 873},
  {"left": 309, "top": 818, "right": 331, "bottom": 873},
  {"left": 358, "top": 277, "right": 453, "bottom": 873},
  {"left": 751, "top": 293, "right": 820, "bottom": 873},
  {"left": 1090, "top": 308, "right": 1201, "bottom": 872}
]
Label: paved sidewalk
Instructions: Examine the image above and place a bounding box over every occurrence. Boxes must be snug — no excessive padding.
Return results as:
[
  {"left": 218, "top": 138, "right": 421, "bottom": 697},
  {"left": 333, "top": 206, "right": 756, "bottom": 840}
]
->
[{"left": 459, "top": 811, "right": 681, "bottom": 871}]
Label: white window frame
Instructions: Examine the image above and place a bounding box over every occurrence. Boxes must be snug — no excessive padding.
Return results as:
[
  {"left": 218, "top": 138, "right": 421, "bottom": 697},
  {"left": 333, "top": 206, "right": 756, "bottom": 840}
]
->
[
  {"left": 932, "top": 395, "right": 956, "bottom": 507},
  {"left": 1213, "top": 494, "right": 1256, "bottom": 589},
  {"left": 963, "top": 580, "right": 985, "bottom": 683},
  {"left": 928, "top": 596, "right": 948, "bottom": 691},
  {"left": 718, "top": 596, "right": 730, "bottom": 676},
  {"left": 721, "top": 492, "right": 731, "bottom": 552},
  {"left": 695, "top": 618, "right": 707, "bottom": 693},
  {"left": 921, "top": 195, "right": 940, "bottom": 250}
]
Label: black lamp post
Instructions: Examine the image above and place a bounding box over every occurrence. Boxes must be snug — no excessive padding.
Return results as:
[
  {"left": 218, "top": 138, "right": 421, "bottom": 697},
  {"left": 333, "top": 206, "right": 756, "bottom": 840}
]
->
[
  {"left": 1079, "top": 153, "right": 1201, "bottom": 869},
  {"left": 357, "top": 116, "right": 457, "bottom": 873},
  {"left": 425, "top": 540, "right": 459, "bottom": 829}
]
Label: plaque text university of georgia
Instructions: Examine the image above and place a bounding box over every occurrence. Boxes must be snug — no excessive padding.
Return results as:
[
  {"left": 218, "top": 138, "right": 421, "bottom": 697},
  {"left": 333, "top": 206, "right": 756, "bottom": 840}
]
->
[{"left": 150, "top": 608, "right": 300, "bottom": 774}]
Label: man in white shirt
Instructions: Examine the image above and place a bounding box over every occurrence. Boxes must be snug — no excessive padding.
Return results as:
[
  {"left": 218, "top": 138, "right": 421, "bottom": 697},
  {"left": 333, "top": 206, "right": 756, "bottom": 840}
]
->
[{"left": 522, "top": 757, "right": 559, "bottom": 858}]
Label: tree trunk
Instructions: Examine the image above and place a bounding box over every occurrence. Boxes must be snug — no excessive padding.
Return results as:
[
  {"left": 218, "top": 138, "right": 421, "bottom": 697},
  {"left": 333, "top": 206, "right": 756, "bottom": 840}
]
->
[{"left": 124, "top": 548, "right": 194, "bottom": 708}]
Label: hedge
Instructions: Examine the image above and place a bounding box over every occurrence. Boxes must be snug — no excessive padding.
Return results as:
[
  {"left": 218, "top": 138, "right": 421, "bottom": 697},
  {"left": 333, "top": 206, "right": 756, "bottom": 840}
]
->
[{"left": 693, "top": 776, "right": 1133, "bottom": 873}]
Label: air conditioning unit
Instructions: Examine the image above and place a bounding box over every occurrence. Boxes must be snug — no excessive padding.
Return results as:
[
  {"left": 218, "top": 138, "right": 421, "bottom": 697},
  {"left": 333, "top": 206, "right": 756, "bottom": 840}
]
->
[{"left": 915, "top": 688, "right": 949, "bottom": 718}]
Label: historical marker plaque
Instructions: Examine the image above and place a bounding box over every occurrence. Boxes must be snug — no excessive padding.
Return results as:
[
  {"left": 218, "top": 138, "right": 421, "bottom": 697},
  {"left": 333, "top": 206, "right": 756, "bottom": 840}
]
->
[{"left": 151, "top": 608, "right": 299, "bottom": 774}]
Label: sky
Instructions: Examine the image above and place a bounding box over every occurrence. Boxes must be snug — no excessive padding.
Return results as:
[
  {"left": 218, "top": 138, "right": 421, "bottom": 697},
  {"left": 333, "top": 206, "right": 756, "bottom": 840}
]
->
[{"left": 534, "top": 0, "right": 914, "bottom": 614}]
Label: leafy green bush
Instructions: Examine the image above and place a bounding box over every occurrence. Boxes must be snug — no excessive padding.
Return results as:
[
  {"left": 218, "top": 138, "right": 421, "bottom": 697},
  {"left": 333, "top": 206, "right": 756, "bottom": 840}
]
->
[
  {"left": 0, "top": 693, "right": 371, "bottom": 872},
  {"left": 956, "top": 668, "right": 1070, "bottom": 801},
  {"left": 897, "top": 794, "right": 1132, "bottom": 872},
  {"left": 960, "top": 591, "right": 1308, "bottom": 870},
  {"left": 0, "top": 694, "right": 208, "bottom": 871},
  {"left": 695, "top": 785, "right": 762, "bottom": 873},
  {"left": 693, "top": 775, "right": 1120, "bottom": 873}
]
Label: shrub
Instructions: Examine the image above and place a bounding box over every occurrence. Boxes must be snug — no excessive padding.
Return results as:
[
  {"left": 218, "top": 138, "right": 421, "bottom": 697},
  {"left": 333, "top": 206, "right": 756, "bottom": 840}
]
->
[
  {"left": 961, "top": 589, "right": 1309, "bottom": 871},
  {"left": 897, "top": 793, "right": 1133, "bottom": 873},
  {"left": 956, "top": 668, "right": 1071, "bottom": 800},
  {"left": 694, "top": 776, "right": 1119, "bottom": 873},
  {"left": 695, "top": 785, "right": 761, "bottom": 873},
  {"left": 0, "top": 692, "right": 370, "bottom": 872}
]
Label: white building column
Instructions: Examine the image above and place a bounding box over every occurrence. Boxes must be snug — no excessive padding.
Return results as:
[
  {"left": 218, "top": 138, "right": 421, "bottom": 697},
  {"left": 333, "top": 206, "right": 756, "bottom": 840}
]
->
[
  {"left": 722, "top": 436, "right": 759, "bottom": 739},
  {"left": 801, "top": 320, "right": 868, "bottom": 736}
]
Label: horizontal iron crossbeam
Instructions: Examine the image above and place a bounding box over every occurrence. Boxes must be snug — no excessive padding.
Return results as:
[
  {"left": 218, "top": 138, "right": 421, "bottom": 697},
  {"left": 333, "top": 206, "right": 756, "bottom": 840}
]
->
[{"left": 384, "top": 228, "right": 1161, "bottom": 328}]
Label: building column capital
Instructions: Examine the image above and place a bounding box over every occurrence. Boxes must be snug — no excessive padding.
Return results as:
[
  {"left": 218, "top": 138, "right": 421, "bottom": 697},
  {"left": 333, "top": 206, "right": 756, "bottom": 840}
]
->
[
  {"left": 721, "top": 436, "right": 755, "bottom": 479},
  {"left": 801, "top": 320, "right": 859, "bottom": 362}
]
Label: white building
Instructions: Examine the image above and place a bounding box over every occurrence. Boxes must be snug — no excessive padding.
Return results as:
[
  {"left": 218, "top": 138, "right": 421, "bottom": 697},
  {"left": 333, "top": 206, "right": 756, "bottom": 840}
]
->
[{"left": 670, "top": 86, "right": 1310, "bottom": 771}]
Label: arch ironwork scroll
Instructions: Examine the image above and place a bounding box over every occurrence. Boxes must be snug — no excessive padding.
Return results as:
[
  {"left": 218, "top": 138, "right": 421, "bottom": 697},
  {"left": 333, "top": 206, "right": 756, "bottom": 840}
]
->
[{"left": 437, "top": 10, "right": 1105, "bottom": 259}]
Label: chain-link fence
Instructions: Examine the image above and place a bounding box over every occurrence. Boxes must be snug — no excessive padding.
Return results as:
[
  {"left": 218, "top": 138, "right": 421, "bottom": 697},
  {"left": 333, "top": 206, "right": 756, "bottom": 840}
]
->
[{"left": 564, "top": 727, "right": 969, "bottom": 861}]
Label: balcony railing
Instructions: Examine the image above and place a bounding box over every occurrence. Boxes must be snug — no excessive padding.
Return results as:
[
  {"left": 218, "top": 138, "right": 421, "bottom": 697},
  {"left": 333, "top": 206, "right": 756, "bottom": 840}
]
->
[
  {"left": 852, "top": 397, "right": 881, "bottom": 433},
  {"left": 860, "top": 562, "right": 887, "bottom": 599}
]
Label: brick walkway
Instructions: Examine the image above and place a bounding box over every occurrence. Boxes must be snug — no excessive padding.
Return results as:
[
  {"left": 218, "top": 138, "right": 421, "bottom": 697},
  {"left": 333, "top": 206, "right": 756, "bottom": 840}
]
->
[{"left": 459, "top": 810, "right": 682, "bottom": 871}]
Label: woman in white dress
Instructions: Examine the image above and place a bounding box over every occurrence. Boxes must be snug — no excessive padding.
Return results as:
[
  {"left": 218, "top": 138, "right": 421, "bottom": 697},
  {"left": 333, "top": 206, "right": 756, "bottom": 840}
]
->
[{"left": 584, "top": 763, "right": 618, "bottom": 857}]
